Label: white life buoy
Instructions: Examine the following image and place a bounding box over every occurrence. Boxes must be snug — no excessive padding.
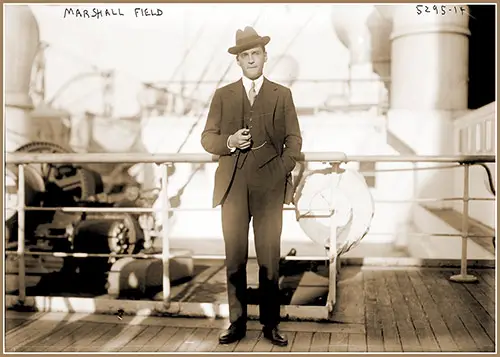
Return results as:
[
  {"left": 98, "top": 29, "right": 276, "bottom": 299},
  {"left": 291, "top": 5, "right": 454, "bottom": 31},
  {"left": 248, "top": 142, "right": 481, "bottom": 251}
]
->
[{"left": 293, "top": 164, "right": 375, "bottom": 257}]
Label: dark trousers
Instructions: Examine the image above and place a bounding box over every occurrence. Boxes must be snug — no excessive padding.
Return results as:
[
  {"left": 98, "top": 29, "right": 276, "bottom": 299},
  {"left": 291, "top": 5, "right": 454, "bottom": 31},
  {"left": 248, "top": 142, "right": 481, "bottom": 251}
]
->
[{"left": 221, "top": 152, "right": 286, "bottom": 327}]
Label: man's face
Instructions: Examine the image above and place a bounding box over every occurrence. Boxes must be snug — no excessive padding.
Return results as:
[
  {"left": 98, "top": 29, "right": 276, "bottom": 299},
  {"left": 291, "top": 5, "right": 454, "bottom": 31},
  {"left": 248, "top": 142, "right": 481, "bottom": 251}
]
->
[{"left": 236, "top": 46, "right": 267, "bottom": 80}]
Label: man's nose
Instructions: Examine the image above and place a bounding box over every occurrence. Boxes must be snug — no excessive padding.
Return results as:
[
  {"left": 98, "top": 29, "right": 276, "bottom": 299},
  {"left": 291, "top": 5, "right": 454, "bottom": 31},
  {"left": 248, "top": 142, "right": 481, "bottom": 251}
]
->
[{"left": 248, "top": 55, "right": 255, "bottom": 63}]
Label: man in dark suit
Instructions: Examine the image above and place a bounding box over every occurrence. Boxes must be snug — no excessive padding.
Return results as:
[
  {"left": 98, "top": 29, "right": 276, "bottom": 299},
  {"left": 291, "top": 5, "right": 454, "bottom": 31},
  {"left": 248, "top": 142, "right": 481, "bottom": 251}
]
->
[{"left": 200, "top": 26, "right": 302, "bottom": 347}]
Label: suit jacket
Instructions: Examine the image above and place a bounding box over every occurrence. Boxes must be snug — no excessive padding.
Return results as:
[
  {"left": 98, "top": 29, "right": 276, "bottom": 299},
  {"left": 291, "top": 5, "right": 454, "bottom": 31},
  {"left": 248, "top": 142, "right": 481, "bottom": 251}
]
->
[{"left": 201, "top": 77, "right": 302, "bottom": 208}]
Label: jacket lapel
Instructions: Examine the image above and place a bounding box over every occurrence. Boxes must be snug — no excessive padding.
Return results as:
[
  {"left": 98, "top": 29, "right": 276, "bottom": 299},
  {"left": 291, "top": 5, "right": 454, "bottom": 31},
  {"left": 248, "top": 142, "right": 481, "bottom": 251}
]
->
[
  {"left": 227, "top": 79, "right": 244, "bottom": 126},
  {"left": 261, "top": 78, "right": 279, "bottom": 147}
]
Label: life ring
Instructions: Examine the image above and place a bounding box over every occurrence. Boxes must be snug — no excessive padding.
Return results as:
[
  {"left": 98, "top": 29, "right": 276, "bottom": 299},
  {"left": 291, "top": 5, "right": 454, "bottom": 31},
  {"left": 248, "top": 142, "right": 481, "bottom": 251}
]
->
[{"left": 293, "top": 164, "right": 375, "bottom": 257}]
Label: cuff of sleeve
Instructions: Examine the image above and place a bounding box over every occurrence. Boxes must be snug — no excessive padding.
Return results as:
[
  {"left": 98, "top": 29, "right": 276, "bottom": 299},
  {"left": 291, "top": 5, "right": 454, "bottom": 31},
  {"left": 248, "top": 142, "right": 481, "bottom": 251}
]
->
[{"left": 227, "top": 135, "right": 236, "bottom": 152}]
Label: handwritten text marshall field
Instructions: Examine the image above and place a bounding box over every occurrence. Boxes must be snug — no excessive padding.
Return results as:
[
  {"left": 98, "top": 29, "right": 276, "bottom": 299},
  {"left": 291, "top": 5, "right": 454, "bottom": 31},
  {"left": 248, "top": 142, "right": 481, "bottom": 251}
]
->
[{"left": 63, "top": 7, "right": 163, "bottom": 19}]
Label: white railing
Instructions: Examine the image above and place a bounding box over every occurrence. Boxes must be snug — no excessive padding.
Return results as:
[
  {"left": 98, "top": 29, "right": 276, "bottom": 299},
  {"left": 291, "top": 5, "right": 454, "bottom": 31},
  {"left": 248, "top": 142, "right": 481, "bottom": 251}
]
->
[
  {"left": 453, "top": 102, "right": 496, "bottom": 227},
  {"left": 5, "top": 152, "right": 496, "bottom": 314}
]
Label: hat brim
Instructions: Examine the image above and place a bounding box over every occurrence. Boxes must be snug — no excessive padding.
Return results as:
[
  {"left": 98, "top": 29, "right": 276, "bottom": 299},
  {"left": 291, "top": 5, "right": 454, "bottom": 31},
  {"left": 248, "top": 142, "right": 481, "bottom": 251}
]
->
[{"left": 228, "top": 36, "right": 271, "bottom": 55}]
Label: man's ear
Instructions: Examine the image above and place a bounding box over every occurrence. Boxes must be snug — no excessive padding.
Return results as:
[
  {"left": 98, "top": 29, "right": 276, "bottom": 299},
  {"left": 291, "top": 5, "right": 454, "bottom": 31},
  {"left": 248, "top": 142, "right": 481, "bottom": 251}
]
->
[{"left": 264, "top": 52, "right": 268, "bottom": 63}]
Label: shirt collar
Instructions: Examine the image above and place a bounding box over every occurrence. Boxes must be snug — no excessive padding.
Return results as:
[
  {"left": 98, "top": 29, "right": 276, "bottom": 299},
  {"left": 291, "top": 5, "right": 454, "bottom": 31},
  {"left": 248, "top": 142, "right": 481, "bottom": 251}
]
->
[{"left": 242, "top": 74, "right": 264, "bottom": 95}]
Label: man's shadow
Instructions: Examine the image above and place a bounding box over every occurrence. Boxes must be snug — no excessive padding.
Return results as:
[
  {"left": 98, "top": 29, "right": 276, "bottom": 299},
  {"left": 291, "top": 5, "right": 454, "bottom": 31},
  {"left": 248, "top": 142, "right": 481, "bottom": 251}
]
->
[{"left": 246, "top": 249, "right": 330, "bottom": 306}]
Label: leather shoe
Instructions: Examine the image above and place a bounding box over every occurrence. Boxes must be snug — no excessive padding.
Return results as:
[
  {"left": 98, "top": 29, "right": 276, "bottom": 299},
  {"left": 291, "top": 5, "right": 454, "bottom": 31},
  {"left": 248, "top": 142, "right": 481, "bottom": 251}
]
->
[
  {"left": 262, "top": 326, "right": 288, "bottom": 346},
  {"left": 219, "top": 324, "right": 246, "bottom": 344}
]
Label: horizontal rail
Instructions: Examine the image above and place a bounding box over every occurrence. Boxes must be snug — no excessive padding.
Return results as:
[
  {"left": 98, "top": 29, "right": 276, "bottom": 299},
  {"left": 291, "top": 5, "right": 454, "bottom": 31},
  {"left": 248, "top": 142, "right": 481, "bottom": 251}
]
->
[
  {"left": 4, "top": 251, "right": 330, "bottom": 260},
  {"left": 5, "top": 250, "right": 181, "bottom": 260},
  {"left": 21, "top": 196, "right": 494, "bottom": 213},
  {"left": 5, "top": 231, "right": 494, "bottom": 258},
  {"left": 23, "top": 206, "right": 316, "bottom": 213},
  {"left": 374, "top": 197, "right": 495, "bottom": 203},
  {"left": 5, "top": 152, "right": 495, "bottom": 165},
  {"left": 136, "top": 233, "right": 495, "bottom": 239},
  {"left": 153, "top": 77, "right": 392, "bottom": 85}
]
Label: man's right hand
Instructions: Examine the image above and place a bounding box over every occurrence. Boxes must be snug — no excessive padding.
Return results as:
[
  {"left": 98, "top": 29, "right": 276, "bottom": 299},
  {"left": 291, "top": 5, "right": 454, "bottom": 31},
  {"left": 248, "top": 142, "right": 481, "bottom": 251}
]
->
[{"left": 228, "top": 128, "right": 252, "bottom": 150}]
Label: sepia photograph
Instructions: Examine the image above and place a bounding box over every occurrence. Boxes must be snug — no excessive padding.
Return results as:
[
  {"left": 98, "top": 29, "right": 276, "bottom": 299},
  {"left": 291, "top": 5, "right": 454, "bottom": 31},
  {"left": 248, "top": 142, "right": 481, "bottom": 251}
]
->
[{"left": 4, "top": 2, "right": 497, "bottom": 353}]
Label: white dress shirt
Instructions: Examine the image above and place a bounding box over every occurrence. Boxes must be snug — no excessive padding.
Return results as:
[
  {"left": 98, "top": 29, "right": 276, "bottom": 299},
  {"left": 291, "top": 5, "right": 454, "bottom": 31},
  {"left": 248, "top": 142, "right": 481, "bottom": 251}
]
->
[
  {"left": 242, "top": 74, "right": 264, "bottom": 98},
  {"left": 227, "top": 75, "right": 265, "bottom": 151}
]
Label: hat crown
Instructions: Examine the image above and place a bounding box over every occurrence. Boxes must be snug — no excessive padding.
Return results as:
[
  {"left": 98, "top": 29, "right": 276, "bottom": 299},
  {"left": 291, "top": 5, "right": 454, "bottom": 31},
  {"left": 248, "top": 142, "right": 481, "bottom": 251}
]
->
[
  {"left": 228, "top": 26, "right": 270, "bottom": 55},
  {"left": 235, "top": 26, "right": 261, "bottom": 45}
]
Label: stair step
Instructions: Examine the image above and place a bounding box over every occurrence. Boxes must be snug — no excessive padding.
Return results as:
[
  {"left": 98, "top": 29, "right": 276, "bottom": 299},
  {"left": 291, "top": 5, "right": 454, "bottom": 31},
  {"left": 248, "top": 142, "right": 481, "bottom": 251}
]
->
[{"left": 424, "top": 206, "right": 495, "bottom": 254}]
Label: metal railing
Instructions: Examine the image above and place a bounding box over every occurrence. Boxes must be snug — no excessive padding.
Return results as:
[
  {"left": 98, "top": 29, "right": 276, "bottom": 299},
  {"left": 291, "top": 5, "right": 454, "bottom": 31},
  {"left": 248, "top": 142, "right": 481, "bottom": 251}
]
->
[{"left": 5, "top": 152, "right": 496, "bottom": 308}]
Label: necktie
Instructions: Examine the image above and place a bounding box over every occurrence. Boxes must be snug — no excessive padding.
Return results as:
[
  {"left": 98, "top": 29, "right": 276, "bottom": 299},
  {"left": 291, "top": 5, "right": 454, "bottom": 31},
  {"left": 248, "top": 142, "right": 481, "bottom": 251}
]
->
[{"left": 248, "top": 81, "right": 256, "bottom": 106}]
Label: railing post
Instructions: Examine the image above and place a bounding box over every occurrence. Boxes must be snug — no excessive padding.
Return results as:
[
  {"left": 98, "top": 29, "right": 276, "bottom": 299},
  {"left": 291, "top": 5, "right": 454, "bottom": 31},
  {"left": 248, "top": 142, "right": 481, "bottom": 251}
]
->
[
  {"left": 17, "top": 164, "right": 26, "bottom": 304},
  {"left": 326, "top": 162, "right": 339, "bottom": 314},
  {"left": 450, "top": 163, "right": 478, "bottom": 283},
  {"left": 161, "top": 163, "right": 171, "bottom": 306}
]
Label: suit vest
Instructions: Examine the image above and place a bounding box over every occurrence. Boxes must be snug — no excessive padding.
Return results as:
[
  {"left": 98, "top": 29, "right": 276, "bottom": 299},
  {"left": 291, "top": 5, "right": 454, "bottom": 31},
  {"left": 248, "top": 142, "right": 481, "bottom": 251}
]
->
[{"left": 236, "top": 82, "right": 276, "bottom": 168}]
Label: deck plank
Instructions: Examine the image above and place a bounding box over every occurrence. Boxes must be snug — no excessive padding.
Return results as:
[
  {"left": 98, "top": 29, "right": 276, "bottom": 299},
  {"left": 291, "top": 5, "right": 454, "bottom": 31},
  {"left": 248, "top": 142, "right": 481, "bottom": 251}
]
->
[
  {"left": 17, "top": 320, "right": 86, "bottom": 352},
  {"left": 347, "top": 333, "right": 366, "bottom": 352},
  {"left": 334, "top": 266, "right": 365, "bottom": 324},
  {"left": 310, "top": 331, "right": 330, "bottom": 352},
  {"left": 377, "top": 270, "right": 403, "bottom": 352},
  {"left": 363, "top": 270, "right": 384, "bottom": 352},
  {"left": 194, "top": 328, "right": 222, "bottom": 352},
  {"left": 252, "top": 332, "right": 275, "bottom": 352},
  {"left": 138, "top": 326, "right": 178, "bottom": 352},
  {"left": 158, "top": 327, "right": 196, "bottom": 352},
  {"left": 213, "top": 335, "right": 238, "bottom": 353},
  {"left": 234, "top": 330, "right": 261, "bottom": 352},
  {"left": 78, "top": 323, "right": 129, "bottom": 352},
  {"left": 6, "top": 319, "right": 65, "bottom": 352},
  {"left": 441, "top": 276, "right": 495, "bottom": 342},
  {"left": 416, "top": 270, "right": 476, "bottom": 352},
  {"left": 290, "top": 331, "right": 313, "bottom": 352},
  {"left": 5, "top": 319, "right": 31, "bottom": 333},
  {"left": 118, "top": 326, "right": 162, "bottom": 352},
  {"left": 397, "top": 270, "right": 443, "bottom": 352},
  {"left": 329, "top": 332, "right": 349, "bottom": 352},
  {"left": 474, "top": 269, "right": 495, "bottom": 288},
  {"left": 176, "top": 327, "right": 212, "bottom": 352},
  {"left": 384, "top": 270, "right": 422, "bottom": 352},
  {"left": 100, "top": 324, "right": 147, "bottom": 352},
  {"left": 44, "top": 322, "right": 97, "bottom": 352},
  {"left": 461, "top": 276, "right": 495, "bottom": 319},
  {"left": 119, "top": 325, "right": 163, "bottom": 352},
  {"left": 463, "top": 269, "right": 496, "bottom": 310},
  {"left": 61, "top": 322, "right": 113, "bottom": 352},
  {"left": 438, "top": 271, "right": 495, "bottom": 351}
]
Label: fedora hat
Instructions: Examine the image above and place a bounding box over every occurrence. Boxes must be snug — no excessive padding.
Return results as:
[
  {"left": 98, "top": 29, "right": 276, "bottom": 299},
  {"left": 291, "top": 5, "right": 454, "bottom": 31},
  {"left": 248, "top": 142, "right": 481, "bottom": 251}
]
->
[{"left": 228, "top": 26, "right": 270, "bottom": 55}]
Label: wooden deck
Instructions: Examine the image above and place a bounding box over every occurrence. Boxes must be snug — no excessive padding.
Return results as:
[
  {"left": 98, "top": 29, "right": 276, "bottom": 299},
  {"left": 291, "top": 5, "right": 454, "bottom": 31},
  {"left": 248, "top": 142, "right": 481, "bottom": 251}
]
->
[{"left": 5, "top": 265, "right": 496, "bottom": 353}]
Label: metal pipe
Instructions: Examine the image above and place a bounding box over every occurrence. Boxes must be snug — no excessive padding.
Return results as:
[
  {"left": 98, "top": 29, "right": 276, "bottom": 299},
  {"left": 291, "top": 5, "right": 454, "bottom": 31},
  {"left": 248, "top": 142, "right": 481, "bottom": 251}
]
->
[
  {"left": 22, "top": 195, "right": 494, "bottom": 214},
  {"left": 374, "top": 197, "right": 494, "bottom": 203},
  {"left": 360, "top": 164, "right": 461, "bottom": 173},
  {"left": 5, "top": 251, "right": 331, "bottom": 261},
  {"left": 191, "top": 255, "right": 330, "bottom": 261},
  {"left": 327, "top": 162, "right": 339, "bottom": 313},
  {"left": 6, "top": 152, "right": 495, "bottom": 165},
  {"left": 161, "top": 164, "right": 171, "bottom": 307},
  {"left": 23, "top": 195, "right": 493, "bottom": 215},
  {"left": 450, "top": 164, "right": 478, "bottom": 283},
  {"left": 461, "top": 164, "right": 470, "bottom": 276},
  {"left": 5, "top": 250, "right": 188, "bottom": 259},
  {"left": 21, "top": 206, "right": 342, "bottom": 213},
  {"left": 153, "top": 77, "right": 393, "bottom": 85},
  {"left": 24, "top": 206, "right": 157, "bottom": 213},
  {"left": 17, "top": 164, "right": 26, "bottom": 304}
]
